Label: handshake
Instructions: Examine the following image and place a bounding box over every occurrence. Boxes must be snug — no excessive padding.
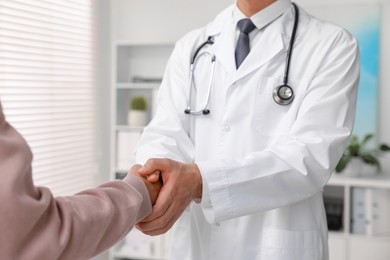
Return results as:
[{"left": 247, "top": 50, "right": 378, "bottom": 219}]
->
[{"left": 127, "top": 158, "right": 203, "bottom": 236}]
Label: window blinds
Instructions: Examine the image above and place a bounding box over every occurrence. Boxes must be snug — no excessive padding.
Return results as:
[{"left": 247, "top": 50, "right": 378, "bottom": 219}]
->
[{"left": 0, "top": 0, "right": 98, "bottom": 196}]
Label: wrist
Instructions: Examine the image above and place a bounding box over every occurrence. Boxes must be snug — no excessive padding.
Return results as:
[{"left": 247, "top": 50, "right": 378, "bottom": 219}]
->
[
  {"left": 187, "top": 163, "right": 202, "bottom": 200},
  {"left": 122, "top": 175, "right": 153, "bottom": 220}
]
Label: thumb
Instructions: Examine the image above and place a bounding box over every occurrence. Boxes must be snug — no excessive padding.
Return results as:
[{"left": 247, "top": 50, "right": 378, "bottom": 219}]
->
[
  {"left": 146, "top": 171, "right": 161, "bottom": 183},
  {"left": 138, "top": 158, "right": 165, "bottom": 176},
  {"left": 138, "top": 165, "right": 154, "bottom": 176}
]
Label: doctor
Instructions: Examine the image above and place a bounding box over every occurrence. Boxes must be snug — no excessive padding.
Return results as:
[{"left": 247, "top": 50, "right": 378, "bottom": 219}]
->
[{"left": 136, "top": 0, "right": 359, "bottom": 259}]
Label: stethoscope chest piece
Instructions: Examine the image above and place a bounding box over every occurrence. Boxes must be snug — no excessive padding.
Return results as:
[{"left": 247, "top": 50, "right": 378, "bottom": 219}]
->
[{"left": 273, "top": 85, "right": 294, "bottom": 106}]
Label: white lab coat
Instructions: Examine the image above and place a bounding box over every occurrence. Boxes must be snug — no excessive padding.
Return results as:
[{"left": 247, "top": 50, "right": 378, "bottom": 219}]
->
[{"left": 136, "top": 3, "right": 359, "bottom": 260}]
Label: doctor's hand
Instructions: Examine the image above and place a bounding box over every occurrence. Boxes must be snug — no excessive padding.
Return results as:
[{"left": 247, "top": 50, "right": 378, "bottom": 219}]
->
[
  {"left": 135, "top": 158, "right": 202, "bottom": 236},
  {"left": 127, "top": 164, "right": 162, "bottom": 205}
]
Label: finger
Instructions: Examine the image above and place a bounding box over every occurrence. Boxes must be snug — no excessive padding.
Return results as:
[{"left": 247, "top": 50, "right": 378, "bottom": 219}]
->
[
  {"left": 140, "top": 184, "right": 172, "bottom": 222},
  {"left": 138, "top": 158, "right": 168, "bottom": 176},
  {"left": 144, "top": 179, "right": 161, "bottom": 205},
  {"left": 127, "top": 164, "right": 142, "bottom": 176},
  {"left": 146, "top": 171, "right": 160, "bottom": 183},
  {"left": 139, "top": 209, "right": 182, "bottom": 236},
  {"left": 136, "top": 201, "right": 177, "bottom": 233}
]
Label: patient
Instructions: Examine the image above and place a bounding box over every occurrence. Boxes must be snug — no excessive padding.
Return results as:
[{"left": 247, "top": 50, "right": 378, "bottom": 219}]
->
[{"left": 0, "top": 101, "right": 161, "bottom": 260}]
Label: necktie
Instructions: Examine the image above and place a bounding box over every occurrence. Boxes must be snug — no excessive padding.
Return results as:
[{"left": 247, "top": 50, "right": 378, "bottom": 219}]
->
[{"left": 235, "top": 19, "right": 256, "bottom": 69}]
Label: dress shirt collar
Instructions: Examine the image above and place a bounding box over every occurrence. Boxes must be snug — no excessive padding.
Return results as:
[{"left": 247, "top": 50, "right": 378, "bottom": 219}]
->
[{"left": 233, "top": 0, "right": 292, "bottom": 30}]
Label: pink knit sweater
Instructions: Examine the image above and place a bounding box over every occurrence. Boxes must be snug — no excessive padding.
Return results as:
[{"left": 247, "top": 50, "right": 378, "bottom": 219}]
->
[{"left": 0, "top": 102, "right": 152, "bottom": 260}]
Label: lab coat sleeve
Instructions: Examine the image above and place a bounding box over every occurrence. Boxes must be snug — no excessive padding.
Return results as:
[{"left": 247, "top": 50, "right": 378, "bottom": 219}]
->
[
  {"left": 198, "top": 29, "right": 360, "bottom": 223},
  {"left": 0, "top": 105, "right": 152, "bottom": 259},
  {"left": 136, "top": 39, "right": 195, "bottom": 164}
]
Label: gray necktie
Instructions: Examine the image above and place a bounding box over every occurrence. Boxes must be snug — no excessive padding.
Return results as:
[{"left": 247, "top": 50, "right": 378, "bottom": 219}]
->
[{"left": 235, "top": 19, "right": 256, "bottom": 69}]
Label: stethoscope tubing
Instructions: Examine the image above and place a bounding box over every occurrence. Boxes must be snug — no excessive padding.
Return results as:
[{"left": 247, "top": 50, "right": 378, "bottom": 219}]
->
[
  {"left": 185, "top": 51, "right": 216, "bottom": 115},
  {"left": 185, "top": 2, "right": 299, "bottom": 115},
  {"left": 283, "top": 3, "right": 299, "bottom": 86}
]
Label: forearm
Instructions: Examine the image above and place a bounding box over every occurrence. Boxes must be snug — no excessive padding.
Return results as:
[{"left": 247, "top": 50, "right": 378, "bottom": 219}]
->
[
  {"left": 0, "top": 174, "right": 151, "bottom": 260},
  {"left": 54, "top": 176, "right": 151, "bottom": 259},
  {"left": 198, "top": 129, "right": 349, "bottom": 223}
]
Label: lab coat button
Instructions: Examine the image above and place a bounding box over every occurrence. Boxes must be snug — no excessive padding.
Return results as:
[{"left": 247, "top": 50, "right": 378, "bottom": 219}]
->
[
  {"left": 215, "top": 222, "right": 220, "bottom": 227},
  {"left": 223, "top": 126, "right": 230, "bottom": 132}
]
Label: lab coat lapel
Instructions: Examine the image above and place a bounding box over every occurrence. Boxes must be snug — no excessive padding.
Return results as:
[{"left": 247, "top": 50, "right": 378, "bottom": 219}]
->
[
  {"left": 205, "top": 4, "right": 296, "bottom": 83},
  {"left": 204, "top": 5, "right": 237, "bottom": 74},
  {"left": 212, "top": 22, "right": 237, "bottom": 75},
  {"left": 233, "top": 24, "right": 286, "bottom": 81},
  {"left": 211, "top": 21, "right": 286, "bottom": 79},
  {"left": 233, "top": 5, "right": 299, "bottom": 82}
]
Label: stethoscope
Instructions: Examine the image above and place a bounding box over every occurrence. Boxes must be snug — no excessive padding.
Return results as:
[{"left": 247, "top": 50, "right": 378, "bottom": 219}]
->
[{"left": 185, "top": 3, "right": 299, "bottom": 115}]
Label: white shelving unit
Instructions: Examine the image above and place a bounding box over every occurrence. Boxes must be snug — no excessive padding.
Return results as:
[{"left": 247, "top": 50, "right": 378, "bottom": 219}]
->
[
  {"left": 325, "top": 174, "right": 390, "bottom": 260},
  {"left": 109, "top": 42, "right": 174, "bottom": 260}
]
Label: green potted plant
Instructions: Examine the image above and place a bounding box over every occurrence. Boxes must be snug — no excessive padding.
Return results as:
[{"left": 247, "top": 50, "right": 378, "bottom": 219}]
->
[
  {"left": 127, "top": 96, "right": 148, "bottom": 126},
  {"left": 336, "top": 134, "right": 390, "bottom": 176}
]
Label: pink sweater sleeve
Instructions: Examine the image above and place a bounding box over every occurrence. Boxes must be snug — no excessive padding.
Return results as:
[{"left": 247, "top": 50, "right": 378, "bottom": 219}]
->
[{"left": 0, "top": 103, "right": 152, "bottom": 260}]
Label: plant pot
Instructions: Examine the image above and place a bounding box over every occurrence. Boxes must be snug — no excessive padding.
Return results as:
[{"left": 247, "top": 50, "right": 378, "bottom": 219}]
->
[
  {"left": 127, "top": 110, "right": 147, "bottom": 126},
  {"left": 342, "top": 157, "right": 363, "bottom": 177}
]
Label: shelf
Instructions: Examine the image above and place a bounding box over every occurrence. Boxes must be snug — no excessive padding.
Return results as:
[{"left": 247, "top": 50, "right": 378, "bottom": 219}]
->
[
  {"left": 115, "top": 44, "right": 173, "bottom": 83},
  {"left": 329, "top": 231, "right": 347, "bottom": 237},
  {"left": 116, "top": 125, "right": 145, "bottom": 132},
  {"left": 350, "top": 233, "right": 390, "bottom": 239},
  {"left": 114, "top": 251, "right": 165, "bottom": 260},
  {"left": 117, "top": 82, "right": 160, "bottom": 90},
  {"left": 114, "top": 40, "right": 174, "bottom": 47},
  {"left": 328, "top": 174, "right": 390, "bottom": 188}
]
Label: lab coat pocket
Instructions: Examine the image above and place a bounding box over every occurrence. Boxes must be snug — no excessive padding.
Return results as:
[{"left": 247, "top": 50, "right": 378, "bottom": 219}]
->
[
  {"left": 257, "top": 228, "right": 323, "bottom": 260},
  {"left": 253, "top": 77, "right": 308, "bottom": 136}
]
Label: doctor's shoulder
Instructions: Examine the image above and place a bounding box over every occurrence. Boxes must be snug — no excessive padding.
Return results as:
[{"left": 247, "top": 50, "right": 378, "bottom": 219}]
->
[
  {"left": 300, "top": 8, "right": 359, "bottom": 52},
  {"left": 172, "top": 4, "right": 231, "bottom": 62},
  {"left": 172, "top": 25, "right": 212, "bottom": 63},
  {"left": 311, "top": 13, "right": 358, "bottom": 48}
]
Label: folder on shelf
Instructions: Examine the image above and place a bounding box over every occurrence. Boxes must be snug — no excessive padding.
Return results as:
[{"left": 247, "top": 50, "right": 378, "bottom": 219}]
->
[
  {"left": 351, "top": 188, "right": 366, "bottom": 234},
  {"left": 351, "top": 188, "right": 390, "bottom": 236}
]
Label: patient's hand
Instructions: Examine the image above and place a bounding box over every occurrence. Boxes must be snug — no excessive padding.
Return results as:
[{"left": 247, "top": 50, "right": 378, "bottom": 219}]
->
[{"left": 127, "top": 164, "right": 162, "bottom": 205}]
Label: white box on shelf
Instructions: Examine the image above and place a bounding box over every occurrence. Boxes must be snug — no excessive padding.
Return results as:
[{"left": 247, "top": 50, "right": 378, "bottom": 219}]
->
[
  {"left": 116, "top": 131, "right": 141, "bottom": 171},
  {"left": 116, "top": 228, "right": 154, "bottom": 258}
]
